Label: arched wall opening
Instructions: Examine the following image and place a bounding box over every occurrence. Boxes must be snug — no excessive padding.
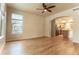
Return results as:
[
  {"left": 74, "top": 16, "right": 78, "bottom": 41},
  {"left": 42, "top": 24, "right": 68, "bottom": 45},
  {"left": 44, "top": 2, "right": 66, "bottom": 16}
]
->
[{"left": 51, "top": 16, "right": 73, "bottom": 39}]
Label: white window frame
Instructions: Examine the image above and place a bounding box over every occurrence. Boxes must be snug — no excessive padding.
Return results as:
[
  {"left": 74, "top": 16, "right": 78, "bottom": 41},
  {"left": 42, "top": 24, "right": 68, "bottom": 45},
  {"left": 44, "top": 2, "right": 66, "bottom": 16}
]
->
[{"left": 11, "top": 13, "right": 24, "bottom": 34}]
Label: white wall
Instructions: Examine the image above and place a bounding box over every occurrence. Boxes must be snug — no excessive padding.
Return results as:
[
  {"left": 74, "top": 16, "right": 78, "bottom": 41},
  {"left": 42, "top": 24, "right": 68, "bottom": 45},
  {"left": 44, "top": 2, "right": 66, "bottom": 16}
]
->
[
  {"left": 6, "top": 7, "right": 45, "bottom": 41},
  {"left": 45, "top": 6, "right": 79, "bottom": 43},
  {"left": 0, "top": 3, "right": 6, "bottom": 54}
]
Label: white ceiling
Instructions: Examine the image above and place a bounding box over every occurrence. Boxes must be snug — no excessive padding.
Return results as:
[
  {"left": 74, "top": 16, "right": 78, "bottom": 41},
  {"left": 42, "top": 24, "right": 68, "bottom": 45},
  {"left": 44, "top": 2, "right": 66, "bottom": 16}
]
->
[{"left": 7, "top": 3, "right": 79, "bottom": 16}]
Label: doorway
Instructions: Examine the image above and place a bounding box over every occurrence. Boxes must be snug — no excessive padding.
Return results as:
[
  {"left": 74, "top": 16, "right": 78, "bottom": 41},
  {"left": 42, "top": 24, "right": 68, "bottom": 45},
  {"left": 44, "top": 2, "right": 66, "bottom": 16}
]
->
[{"left": 51, "top": 16, "right": 73, "bottom": 39}]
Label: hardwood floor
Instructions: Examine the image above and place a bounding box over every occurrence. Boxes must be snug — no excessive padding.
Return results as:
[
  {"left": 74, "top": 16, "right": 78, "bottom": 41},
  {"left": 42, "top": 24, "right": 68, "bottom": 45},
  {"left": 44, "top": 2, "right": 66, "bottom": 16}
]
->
[{"left": 1, "top": 36, "right": 79, "bottom": 55}]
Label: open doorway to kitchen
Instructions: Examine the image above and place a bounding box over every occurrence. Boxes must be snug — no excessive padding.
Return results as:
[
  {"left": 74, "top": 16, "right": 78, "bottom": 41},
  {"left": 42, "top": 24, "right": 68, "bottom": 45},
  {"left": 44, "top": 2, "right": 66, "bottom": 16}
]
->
[{"left": 51, "top": 16, "right": 73, "bottom": 39}]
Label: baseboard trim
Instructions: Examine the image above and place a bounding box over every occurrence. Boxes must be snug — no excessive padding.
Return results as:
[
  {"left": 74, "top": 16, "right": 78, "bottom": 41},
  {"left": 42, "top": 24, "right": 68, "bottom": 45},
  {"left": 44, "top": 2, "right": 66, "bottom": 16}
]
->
[
  {"left": 6, "top": 36, "right": 49, "bottom": 42},
  {"left": 72, "top": 40, "right": 79, "bottom": 43}
]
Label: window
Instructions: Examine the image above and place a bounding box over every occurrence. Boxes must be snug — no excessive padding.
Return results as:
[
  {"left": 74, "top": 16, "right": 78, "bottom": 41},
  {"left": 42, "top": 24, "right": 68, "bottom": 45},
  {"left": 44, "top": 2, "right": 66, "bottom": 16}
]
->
[
  {"left": 0, "top": 3, "right": 4, "bottom": 36},
  {"left": 12, "top": 13, "right": 23, "bottom": 34},
  {"left": 0, "top": 4, "right": 2, "bottom": 36}
]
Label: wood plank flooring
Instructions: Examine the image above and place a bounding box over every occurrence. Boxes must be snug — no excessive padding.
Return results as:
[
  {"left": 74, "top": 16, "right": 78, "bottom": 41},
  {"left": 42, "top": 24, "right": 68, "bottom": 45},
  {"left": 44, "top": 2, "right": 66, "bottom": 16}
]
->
[{"left": 1, "top": 36, "right": 79, "bottom": 55}]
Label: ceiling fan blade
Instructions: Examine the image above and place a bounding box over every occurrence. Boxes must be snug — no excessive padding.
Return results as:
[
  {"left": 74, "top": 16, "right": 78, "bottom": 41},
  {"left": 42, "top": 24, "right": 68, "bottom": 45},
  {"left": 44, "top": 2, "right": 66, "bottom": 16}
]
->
[
  {"left": 47, "top": 5, "right": 55, "bottom": 9},
  {"left": 47, "top": 9, "right": 52, "bottom": 12},
  {"left": 42, "top": 3, "right": 47, "bottom": 8}
]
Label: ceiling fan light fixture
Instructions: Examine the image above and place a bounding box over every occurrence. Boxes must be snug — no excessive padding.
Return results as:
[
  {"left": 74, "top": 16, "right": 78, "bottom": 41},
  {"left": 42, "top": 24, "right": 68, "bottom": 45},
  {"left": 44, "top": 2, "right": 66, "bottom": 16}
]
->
[
  {"left": 37, "top": 3, "right": 56, "bottom": 13},
  {"left": 44, "top": 9, "right": 47, "bottom": 11}
]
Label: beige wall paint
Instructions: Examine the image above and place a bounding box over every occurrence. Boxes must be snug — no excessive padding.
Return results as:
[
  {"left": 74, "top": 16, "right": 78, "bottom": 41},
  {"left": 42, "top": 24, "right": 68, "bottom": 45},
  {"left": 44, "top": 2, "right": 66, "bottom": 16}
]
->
[
  {"left": 6, "top": 7, "right": 45, "bottom": 41},
  {"left": 45, "top": 6, "right": 79, "bottom": 43}
]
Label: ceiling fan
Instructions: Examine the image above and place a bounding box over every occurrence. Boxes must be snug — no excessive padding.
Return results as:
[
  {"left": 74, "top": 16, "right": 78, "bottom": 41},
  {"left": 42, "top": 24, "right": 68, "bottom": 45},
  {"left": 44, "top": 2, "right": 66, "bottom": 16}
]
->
[{"left": 37, "top": 3, "right": 56, "bottom": 13}]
